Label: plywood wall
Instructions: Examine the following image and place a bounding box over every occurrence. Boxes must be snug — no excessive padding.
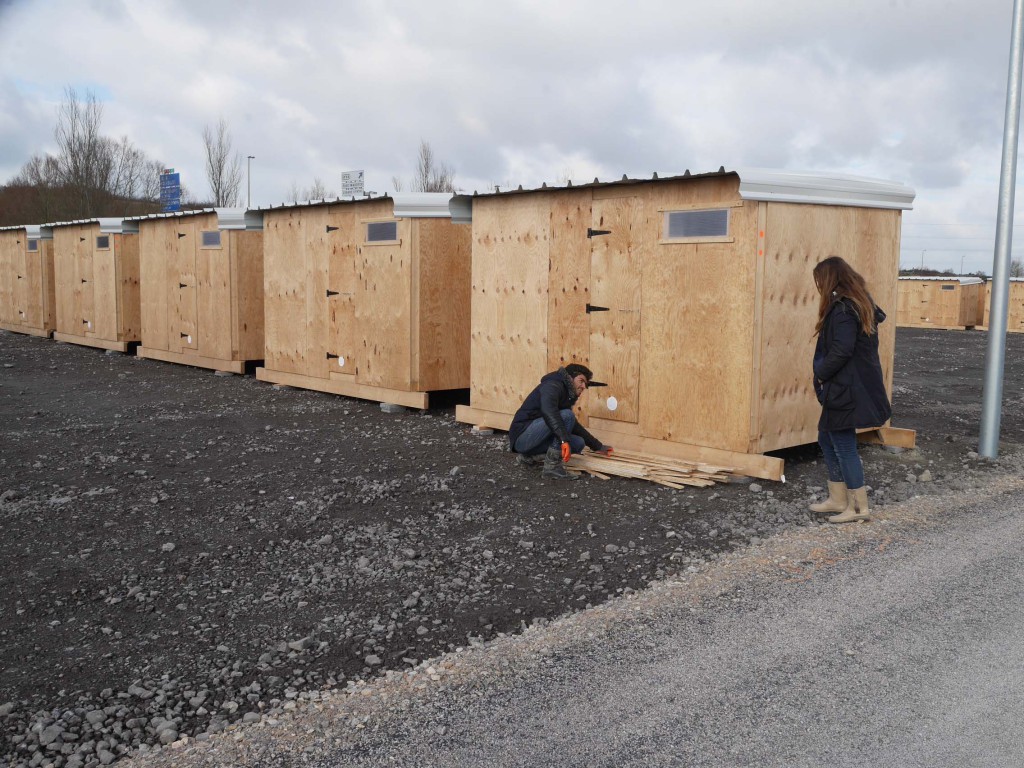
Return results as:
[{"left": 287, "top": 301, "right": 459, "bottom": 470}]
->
[
  {"left": 0, "top": 230, "right": 55, "bottom": 333},
  {"left": 758, "top": 204, "right": 901, "bottom": 452},
  {"left": 469, "top": 195, "right": 552, "bottom": 414},
  {"left": 412, "top": 216, "right": 473, "bottom": 391},
  {"left": 0, "top": 231, "right": 18, "bottom": 325},
  {"left": 897, "top": 280, "right": 980, "bottom": 328},
  {"left": 232, "top": 230, "right": 265, "bottom": 360},
  {"left": 979, "top": 280, "right": 1024, "bottom": 331},
  {"left": 635, "top": 178, "right": 758, "bottom": 454},
  {"left": 117, "top": 233, "right": 141, "bottom": 341},
  {"left": 263, "top": 198, "right": 395, "bottom": 380},
  {"left": 356, "top": 218, "right": 412, "bottom": 389}
]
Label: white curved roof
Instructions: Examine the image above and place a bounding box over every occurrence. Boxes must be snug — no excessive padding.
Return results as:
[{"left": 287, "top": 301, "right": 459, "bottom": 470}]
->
[
  {"left": 898, "top": 276, "right": 984, "bottom": 285},
  {"left": 391, "top": 193, "right": 456, "bottom": 218},
  {"left": 734, "top": 168, "right": 915, "bottom": 210}
]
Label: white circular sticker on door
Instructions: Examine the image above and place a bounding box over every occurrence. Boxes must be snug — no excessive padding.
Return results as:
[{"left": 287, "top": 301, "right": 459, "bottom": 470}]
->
[
  {"left": 607, "top": 395, "right": 618, "bottom": 412},
  {"left": 86, "top": 321, "right": 92, "bottom": 329},
  {"left": 187, "top": 335, "right": 193, "bottom": 344},
  {"left": 338, "top": 356, "right": 345, "bottom": 368}
]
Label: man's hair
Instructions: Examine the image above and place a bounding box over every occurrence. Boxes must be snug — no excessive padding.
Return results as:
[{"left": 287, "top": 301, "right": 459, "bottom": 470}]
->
[{"left": 565, "top": 363, "right": 593, "bottom": 382}]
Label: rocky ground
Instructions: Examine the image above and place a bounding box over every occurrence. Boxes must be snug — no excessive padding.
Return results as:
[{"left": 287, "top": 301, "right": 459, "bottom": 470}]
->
[{"left": 0, "top": 326, "right": 1021, "bottom": 768}]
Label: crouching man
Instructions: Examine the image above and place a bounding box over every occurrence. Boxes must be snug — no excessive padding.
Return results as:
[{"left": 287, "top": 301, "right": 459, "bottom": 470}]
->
[{"left": 509, "top": 364, "right": 612, "bottom": 480}]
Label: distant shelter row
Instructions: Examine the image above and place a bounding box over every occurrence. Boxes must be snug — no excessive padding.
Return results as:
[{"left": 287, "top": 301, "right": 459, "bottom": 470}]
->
[
  {"left": 0, "top": 169, "right": 917, "bottom": 480},
  {"left": 895, "top": 275, "right": 1024, "bottom": 331}
]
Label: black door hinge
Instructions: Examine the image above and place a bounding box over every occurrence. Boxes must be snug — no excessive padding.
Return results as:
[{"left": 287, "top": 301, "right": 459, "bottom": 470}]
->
[
  {"left": 587, "top": 380, "right": 607, "bottom": 388},
  {"left": 587, "top": 228, "right": 611, "bottom": 238},
  {"left": 177, "top": 232, "right": 186, "bottom": 239},
  {"left": 326, "top": 352, "right": 339, "bottom": 360},
  {"left": 586, "top": 303, "right": 610, "bottom": 313},
  {"left": 326, "top": 289, "right": 339, "bottom": 297},
  {"left": 81, "top": 278, "right": 88, "bottom": 284},
  {"left": 179, "top": 283, "right": 187, "bottom": 288},
  {"left": 326, "top": 225, "right": 339, "bottom": 233}
]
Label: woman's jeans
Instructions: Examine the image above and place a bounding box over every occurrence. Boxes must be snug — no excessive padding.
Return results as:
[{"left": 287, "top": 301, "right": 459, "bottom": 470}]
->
[
  {"left": 513, "top": 409, "right": 585, "bottom": 456},
  {"left": 818, "top": 428, "right": 864, "bottom": 489}
]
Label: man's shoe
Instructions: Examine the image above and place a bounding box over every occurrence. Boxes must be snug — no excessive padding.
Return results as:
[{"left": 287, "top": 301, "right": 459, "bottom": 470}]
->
[
  {"left": 516, "top": 453, "right": 542, "bottom": 468},
  {"left": 542, "top": 446, "right": 579, "bottom": 480}
]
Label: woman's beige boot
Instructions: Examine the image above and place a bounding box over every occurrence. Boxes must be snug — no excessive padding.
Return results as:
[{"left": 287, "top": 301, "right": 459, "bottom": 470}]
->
[
  {"left": 809, "top": 481, "right": 848, "bottom": 514},
  {"left": 828, "top": 486, "right": 870, "bottom": 524}
]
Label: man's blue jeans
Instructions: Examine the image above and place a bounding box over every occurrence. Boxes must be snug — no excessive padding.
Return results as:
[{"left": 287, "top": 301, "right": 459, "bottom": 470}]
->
[
  {"left": 513, "top": 409, "right": 585, "bottom": 456},
  {"left": 818, "top": 428, "right": 864, "bottom": 489}
]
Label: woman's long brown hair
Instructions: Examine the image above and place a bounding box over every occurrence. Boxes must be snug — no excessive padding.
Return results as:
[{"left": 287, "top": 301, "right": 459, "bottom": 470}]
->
[{"left": 813, "top": 256, "right": 877, "bottom": 336}]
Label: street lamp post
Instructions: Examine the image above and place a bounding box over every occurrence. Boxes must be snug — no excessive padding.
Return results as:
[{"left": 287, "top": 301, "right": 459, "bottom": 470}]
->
[{"left": 247, "top": 155, "right": 255, "bottom": 208}]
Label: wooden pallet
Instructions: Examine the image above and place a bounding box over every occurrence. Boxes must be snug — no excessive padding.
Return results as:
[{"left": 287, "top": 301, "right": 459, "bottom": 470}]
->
[{"left": 565, "top": 448, "right": 736, "bottom": 488}]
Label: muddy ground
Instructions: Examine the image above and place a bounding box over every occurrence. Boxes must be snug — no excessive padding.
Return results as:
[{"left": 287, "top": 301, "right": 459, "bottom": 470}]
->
[{"left": 1, "top": 326, "right": 1021, "bottom": 767}]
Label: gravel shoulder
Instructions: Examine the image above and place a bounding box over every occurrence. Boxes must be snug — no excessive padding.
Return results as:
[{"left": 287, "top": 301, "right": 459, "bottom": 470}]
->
[
  {"left": 128, "top": 465, "right": 1024, "bottom": 767},
  {"left": 1, "top": 326, "right": 1022, "bottom": 767}
]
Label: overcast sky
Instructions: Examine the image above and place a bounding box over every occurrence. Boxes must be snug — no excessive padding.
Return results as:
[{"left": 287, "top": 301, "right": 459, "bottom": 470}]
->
[{"left": 0, "top": 0, "right": 1019, "bottom": 273}]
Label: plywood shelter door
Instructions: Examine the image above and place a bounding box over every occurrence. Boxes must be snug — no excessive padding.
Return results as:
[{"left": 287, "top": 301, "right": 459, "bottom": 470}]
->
[
  {"left": 13, "top": 244, "right": 32, "bottom": 327},
  {"left": 91, "top": 238, "right": 117, "bottom": 340},
  {"left": 588, "top": 196, "right": 641, "bottom": 423},
  {"left": 172, "top": 222, "right": 198, "bottom": 352},
  {"left": 72, "top": 233, "right": 95, "bottom": 336},
  {"left": 21, "top": 245, "right": 45, "bottom": 329},
  {"left": 326, "top": 207, "right": 358, "bottom": 377}
]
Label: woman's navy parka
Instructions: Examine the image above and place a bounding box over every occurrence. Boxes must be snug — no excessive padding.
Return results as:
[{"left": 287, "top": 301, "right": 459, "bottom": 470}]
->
[{"left": 813, "top": 298, "right": 892, "bottom": 432}]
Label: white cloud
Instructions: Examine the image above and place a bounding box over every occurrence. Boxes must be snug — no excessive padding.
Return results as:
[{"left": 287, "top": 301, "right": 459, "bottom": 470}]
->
[{"left": 0, "top": 0, "right": 1020, "bottom": 273}]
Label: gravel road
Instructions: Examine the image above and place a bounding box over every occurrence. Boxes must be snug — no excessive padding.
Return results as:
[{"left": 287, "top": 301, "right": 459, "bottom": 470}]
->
[{"left": 132, "top": 468, "right": 1024, "bottom": 767}]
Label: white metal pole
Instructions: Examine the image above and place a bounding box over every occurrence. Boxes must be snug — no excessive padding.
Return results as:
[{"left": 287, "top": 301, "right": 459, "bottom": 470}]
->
[
  {"left": 247, "top": 155, "right": 255, "bottom": 208},
  {"left": 980, "top": 0, "right": 1024, "bottom": 457}
]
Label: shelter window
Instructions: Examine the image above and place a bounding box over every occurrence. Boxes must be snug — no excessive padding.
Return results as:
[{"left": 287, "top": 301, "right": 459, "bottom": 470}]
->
[
  {"left": 95, "top": 235, "right": 110, "bottom": 250},
  {"left": 942, "top": 285, "right": 956, "bottom": 291},
  {"left": 663, "top": 208, "right": 730, "bottom": 242},
  {"left": 27, "top": 240, "right": 38, "bottom": 252},
  {"left": 201, "top": 230, "right": 222, "bottom": 249},
  {"left": 366, "top": 221, "right": 398, "bottom": 243}
]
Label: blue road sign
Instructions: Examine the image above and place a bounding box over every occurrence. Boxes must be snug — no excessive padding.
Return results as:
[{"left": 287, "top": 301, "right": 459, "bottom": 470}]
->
[{"left": 160, "top": 172, "right": 181, "bottom": 212}]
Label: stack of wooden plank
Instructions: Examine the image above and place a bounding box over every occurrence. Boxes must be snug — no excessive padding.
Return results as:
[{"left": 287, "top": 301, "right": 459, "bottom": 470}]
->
[{"left": 565, "top": 448, "right": 736, "bottom": 488}]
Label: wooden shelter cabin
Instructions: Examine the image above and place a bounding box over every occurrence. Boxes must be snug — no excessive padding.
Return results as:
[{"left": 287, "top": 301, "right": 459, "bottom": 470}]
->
[
  {"left": 0, "top": 224, "right": 56, "bottom": 338},
  {"left": 896, "top": 276, "right": 983, "bottom": 330},
  {"left": 134, "top": 208, "right": 264, "bottom": 373},
  {"left": 977, "top": 278, "right": 1024, "bottom": 331},
  {"left": 51, "top": 218, "right": 141, "bottom": 352},
  {"left": 255, "top": 193, "right": 472, "bottom": 409},
  {"left": 451, "top": 169, "right": 916, "bottom": 481}
]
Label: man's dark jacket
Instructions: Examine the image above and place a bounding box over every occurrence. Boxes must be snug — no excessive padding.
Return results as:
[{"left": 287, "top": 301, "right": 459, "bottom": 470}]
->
[
  {"left": 813, "top": 298, "right": 892, "bottom": 431},
  {"left": 508, "top": 368, "right": 602, "bottom": 452}
]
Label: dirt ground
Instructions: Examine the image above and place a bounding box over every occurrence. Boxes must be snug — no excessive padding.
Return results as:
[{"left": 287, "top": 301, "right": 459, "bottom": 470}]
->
[{"left": 1, "top": 325, "right": 1021, "bottom": 766}]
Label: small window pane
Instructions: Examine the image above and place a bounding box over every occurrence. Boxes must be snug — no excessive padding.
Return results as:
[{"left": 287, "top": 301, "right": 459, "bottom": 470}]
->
[
  {"left": 367, "top": 221, "right": 398, "bottom": 242},
  {"left": 941, "top": 285, "right": 956, "bottom": 291},
  {"left": 27, "top": 240, "right": 38, "bottom": 252},
  {"left": 96, "top": 235, "right": 110, "bottom": 250},
  {"left": 201, "top": 230, "right": 222, "bottom": 248},
  {"left": 665, "top": 209, "right": 729, "bottom": 239}
]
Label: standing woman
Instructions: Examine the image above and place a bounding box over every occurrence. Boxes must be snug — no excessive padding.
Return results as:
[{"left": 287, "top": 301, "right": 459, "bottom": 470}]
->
[{"left": 809, "top": 256, "right": 892, "bottom": 524}]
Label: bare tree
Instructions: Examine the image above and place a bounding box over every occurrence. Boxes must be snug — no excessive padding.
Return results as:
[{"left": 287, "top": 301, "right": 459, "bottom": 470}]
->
[
  {"left": 53, "top": 87, "right": 111, "bottom": 216},
  {"left": 4, "top": 86, "right": 164, "bottom": 222},
  {"left": 286, "top": 177, "right": 335, "bottom": 203},
  {"left": 413, "top": 140, "right": 456, "bottom": 192},
  {"left": 392, "top": 140, "right": 456, "bottom": 193},
  {"left": 202, "top": 118, "right": 243, "bottom": 206},
  {"left": 1011, "top": 259, "right": 1024, "bottom": 278}
]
